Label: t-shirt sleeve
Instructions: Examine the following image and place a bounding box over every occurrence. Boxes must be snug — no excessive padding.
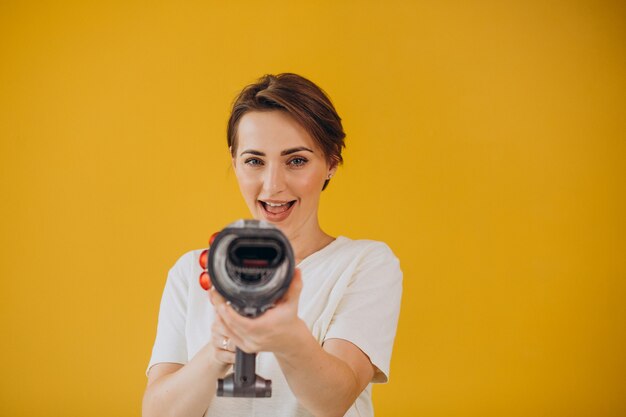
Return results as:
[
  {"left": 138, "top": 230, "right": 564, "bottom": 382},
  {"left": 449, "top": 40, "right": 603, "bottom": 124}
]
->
[
  {"left": 323, "top": 242, "right": 403, "bottom": 383},
  {"left": 147, "top": 252, "right": 193, "bottom": 374}
]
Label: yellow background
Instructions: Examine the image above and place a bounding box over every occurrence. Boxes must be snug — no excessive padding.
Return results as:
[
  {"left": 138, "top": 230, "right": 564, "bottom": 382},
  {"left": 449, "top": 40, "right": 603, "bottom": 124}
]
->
[{"left": 1, "top": 1, "right": 625, "bottom": 416}]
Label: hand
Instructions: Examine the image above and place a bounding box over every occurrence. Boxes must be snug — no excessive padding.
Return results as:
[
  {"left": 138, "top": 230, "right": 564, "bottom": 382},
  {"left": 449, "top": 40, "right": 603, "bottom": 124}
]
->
[
  {"left": 208, "top": 290, "right": 236, "bottom": 367},
  {"left": 209, "top": 268, "right": 305, "bottom": 355}
]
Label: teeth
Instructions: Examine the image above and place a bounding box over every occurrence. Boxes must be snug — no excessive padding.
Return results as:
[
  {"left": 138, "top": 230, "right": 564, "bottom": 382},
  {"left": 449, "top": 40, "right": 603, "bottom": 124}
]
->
[{"left": 265, "top": 201, "right": 289, "bottom": 207}]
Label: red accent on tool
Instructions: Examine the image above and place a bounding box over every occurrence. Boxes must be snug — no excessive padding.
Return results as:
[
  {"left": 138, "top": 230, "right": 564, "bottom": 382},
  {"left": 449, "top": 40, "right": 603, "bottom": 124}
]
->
[
  {"left": 199, "top": 249, "right": 209, "bottom": 270},
  {"left": 199, "top": 271, "right": 211, "bottom": 291}
]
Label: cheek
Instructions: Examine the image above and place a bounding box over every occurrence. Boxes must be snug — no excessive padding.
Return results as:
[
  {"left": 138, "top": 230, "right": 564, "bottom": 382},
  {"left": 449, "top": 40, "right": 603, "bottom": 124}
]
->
[
  {"left": 292, "top": 174, "right": 325, "bottom": 200},
  {"left": 235, "top": 172, "right": 260, "bottom": 198}
]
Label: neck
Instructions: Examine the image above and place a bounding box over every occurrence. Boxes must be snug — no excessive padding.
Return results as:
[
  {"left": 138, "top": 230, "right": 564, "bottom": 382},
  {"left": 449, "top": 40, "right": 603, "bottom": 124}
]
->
[{"left": 286, "top": 222, "right": 334, "bottom": 265}]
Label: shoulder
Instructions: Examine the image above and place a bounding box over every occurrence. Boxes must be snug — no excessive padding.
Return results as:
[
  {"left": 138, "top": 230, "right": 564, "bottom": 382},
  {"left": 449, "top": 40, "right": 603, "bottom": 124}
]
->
[
  {"left": 166, "top": 249, "right": 205, "bottom": 286},
  {"left": 171, "top": 249, "right": 204, "bottom": 269},
  {"left": 334, "top": 237, "right": 402, "bottom": 282},
  {"left": 335, "top": 236, "right": 400, "bottom": 265}
]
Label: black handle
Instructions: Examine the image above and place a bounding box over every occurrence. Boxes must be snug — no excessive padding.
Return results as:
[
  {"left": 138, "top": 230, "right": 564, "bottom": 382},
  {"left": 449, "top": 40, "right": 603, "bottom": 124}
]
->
[{"left": 217, "top": 348, "right": 272, "bottom": 397}]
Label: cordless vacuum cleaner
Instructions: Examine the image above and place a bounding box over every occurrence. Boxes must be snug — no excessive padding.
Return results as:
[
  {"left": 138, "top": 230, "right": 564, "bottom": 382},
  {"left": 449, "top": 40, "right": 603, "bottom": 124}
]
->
[{"left": 198, "top": 219, "right": 295, "bottom": 398}]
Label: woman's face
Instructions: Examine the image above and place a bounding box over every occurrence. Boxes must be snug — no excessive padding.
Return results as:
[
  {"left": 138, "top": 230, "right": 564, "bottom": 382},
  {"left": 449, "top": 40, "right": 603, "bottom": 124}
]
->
[{"left": 232, "top": 110, "right": 335, "bottom": 238}]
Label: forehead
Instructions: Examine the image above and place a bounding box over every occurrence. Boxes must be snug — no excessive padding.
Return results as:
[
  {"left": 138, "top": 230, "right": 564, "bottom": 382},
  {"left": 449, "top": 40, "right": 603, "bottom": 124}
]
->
[{"left": 236, "top": 111, "right": 319, "bottom": 154}]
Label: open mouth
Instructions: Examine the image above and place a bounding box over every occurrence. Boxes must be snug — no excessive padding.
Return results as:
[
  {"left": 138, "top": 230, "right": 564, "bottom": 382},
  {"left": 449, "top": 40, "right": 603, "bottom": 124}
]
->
[
  {"left": 259, "top": 200, "right": 296, "bottom": 214},
  {"left": 258, "top": 200, "right": 297, "bottom": 221}
]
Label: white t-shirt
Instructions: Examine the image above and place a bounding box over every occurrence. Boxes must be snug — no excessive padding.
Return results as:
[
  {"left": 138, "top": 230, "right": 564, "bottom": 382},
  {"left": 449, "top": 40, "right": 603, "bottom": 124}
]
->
[{"left": 148, "top": 236, "right": 403, "bottom": 417}]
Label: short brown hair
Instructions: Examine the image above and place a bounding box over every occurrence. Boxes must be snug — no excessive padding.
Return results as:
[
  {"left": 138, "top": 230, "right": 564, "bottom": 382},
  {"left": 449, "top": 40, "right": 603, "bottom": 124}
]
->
[{"left": 227, "top": 73, "right": 346, "bottom": 190}]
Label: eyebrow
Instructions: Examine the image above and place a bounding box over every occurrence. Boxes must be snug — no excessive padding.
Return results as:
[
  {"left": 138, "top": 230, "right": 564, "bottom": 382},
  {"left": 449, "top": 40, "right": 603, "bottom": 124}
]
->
[{"left": 239, "top": 146, "right": 314, "bottom": 157}]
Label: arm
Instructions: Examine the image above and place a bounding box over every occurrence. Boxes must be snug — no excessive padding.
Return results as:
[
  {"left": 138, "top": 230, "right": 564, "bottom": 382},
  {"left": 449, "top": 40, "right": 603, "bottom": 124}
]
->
[
  {"left": 213, "top": 269, "right": 375, "bottom": 417},
  {"left": 142, "top": 347, "right": 220, "bottom": 417},
  {"left": 143, "top": 307, "right": 237, "bottom": 417},
  {"left": 276, "top": 325, "right": 375, "bottom": 417}
]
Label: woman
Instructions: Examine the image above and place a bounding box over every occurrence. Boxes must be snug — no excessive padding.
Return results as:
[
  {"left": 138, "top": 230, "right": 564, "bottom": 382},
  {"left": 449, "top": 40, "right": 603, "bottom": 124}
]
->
[{"left": 143, "top": 73, "right": 402, "bottom": 417}]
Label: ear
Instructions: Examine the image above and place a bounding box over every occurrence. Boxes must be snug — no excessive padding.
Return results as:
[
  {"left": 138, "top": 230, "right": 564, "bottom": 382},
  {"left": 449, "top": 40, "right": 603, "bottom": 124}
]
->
[{"left": 327, "top": 162, "right": 338, "bottom": 180}]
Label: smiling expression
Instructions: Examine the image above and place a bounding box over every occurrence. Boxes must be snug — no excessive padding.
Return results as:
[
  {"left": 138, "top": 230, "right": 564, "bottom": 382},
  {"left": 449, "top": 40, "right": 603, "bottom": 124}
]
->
[{"left": 232, "top": 110, "right": 336, "bottom": 239}]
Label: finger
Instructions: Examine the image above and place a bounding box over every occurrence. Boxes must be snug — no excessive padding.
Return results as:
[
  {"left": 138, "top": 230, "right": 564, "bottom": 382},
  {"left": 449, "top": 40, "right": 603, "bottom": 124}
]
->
[
  {"left": 211, "top": 330, "right": 234, "bottom": 352},
  {"left": 214, "top": 348, "right": 235, "bottom": 365},
  {"left": 211, "top": 317, "right": 239, "bottom": 353},
  {"left": 213, "top": 313, "right": 241, "bottom": 349},
  {"left": 211, "top": 312, "right": 242, "bottom": 353},
  {"left": 211, "top": 322, "right": 245, "bottom": 352},
  {"left": 209, "top": 288, "right": 227, "bottom": 307},
  {"left": 217, "top": 303, "right": 254, "bottom": 347},
  {"left": 211, "top": 316, "right": 229, "bottom": 340}
]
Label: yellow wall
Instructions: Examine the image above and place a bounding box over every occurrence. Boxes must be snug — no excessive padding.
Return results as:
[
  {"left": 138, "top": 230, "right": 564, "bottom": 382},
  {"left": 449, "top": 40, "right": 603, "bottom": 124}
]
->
[{"left": 1, "top": 1, "right": 624, "bottom": 415}]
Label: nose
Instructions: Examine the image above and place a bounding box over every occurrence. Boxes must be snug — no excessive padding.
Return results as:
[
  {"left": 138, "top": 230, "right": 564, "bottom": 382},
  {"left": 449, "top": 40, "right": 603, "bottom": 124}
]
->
[{"left": 262, "top": 163, "right": 286, "bottom": 195}]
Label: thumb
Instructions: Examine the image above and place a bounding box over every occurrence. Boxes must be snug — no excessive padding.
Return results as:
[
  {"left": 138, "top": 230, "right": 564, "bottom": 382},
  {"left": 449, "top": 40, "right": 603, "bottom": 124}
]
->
[{"left": 209, "top": 287, "right": 227, "bottom": 307}]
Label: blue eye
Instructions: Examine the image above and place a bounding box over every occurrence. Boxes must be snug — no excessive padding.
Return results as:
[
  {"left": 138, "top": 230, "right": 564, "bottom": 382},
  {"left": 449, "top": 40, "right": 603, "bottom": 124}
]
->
[
  {"left": 244, "top": 158, "right": 263, "bottom": 166},
  {"left": 289, "top": 157, "right": 308, "bottom": 167}
]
